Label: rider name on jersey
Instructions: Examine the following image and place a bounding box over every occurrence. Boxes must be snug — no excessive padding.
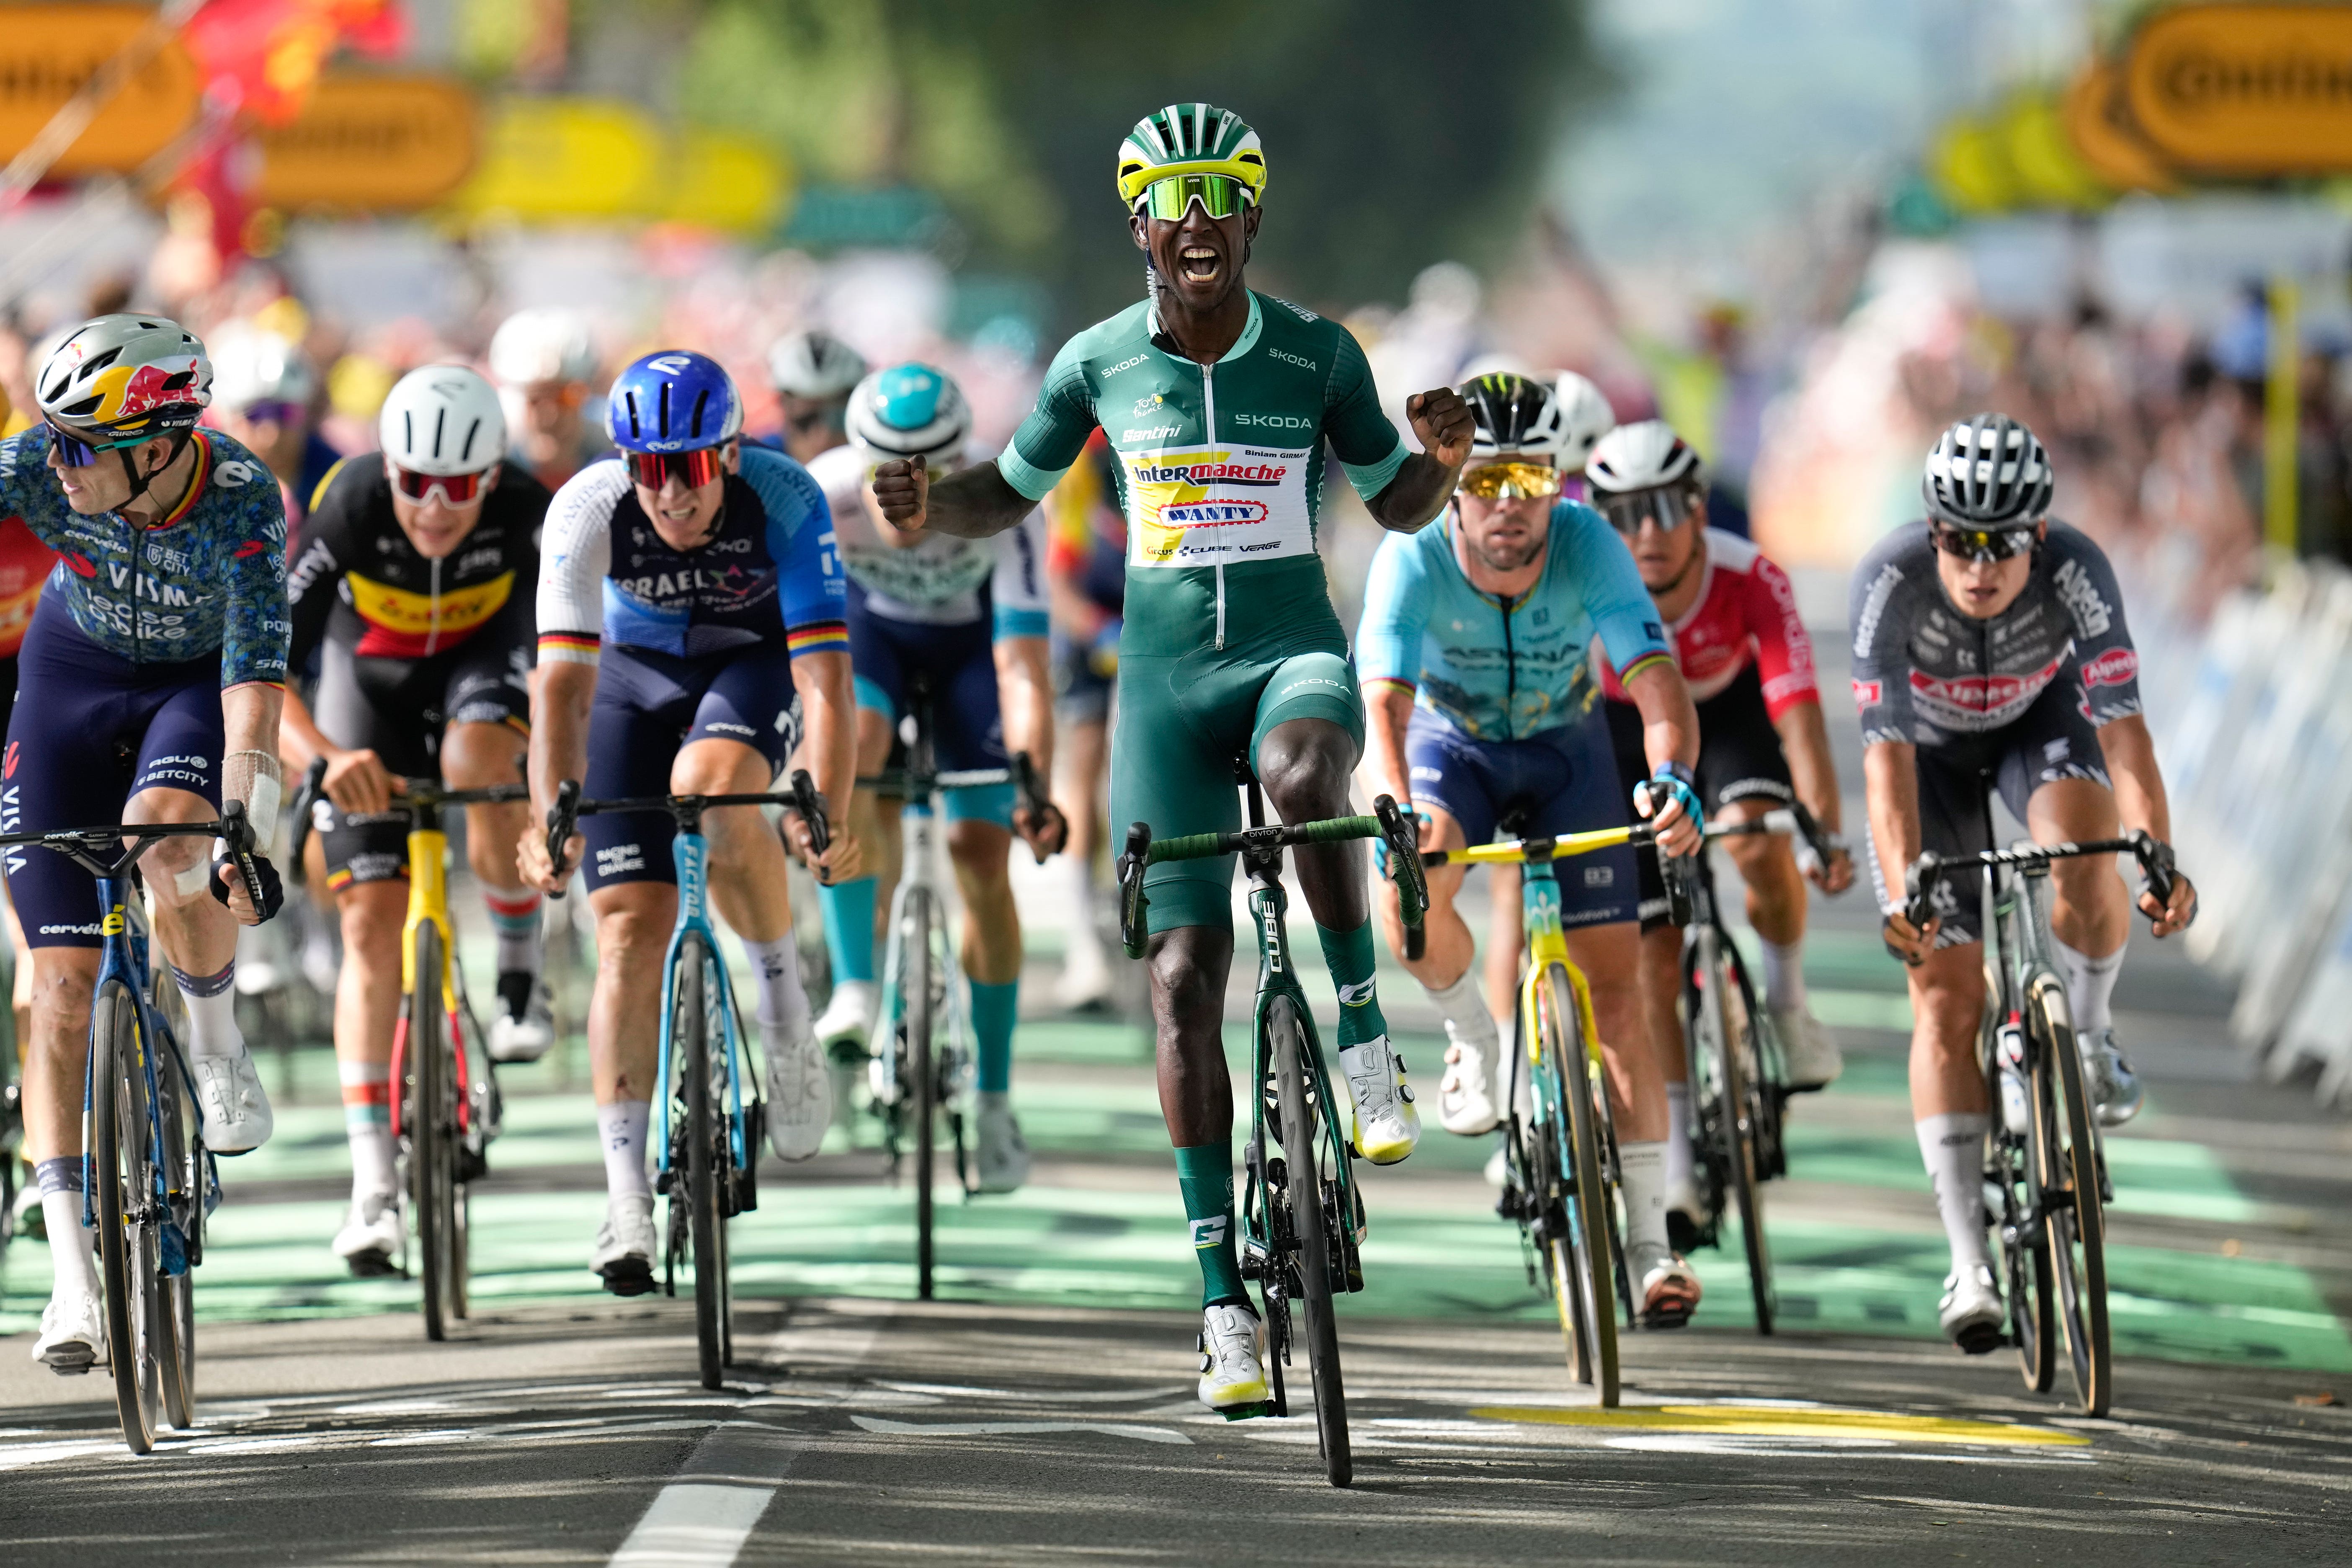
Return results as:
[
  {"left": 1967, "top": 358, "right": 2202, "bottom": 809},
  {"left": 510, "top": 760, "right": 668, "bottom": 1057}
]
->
[{"left": 1124, "top": 442, "right": 1313, "bottom": 570}]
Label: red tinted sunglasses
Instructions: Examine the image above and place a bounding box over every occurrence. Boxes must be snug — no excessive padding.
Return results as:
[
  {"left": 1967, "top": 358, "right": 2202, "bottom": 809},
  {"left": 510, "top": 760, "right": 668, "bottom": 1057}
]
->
[
  {"left": 390, "top": 464, "right": 487, "bottom": 505},
  {"left": 626, "top": 448, "right": 725, "bottom": 490}
]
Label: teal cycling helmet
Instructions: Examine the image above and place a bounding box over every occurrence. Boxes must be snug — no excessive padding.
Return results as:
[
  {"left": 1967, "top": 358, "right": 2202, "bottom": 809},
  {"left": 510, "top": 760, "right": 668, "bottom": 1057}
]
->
[{"left": 844, "top": 363, "right": 970, "bottom": 466}]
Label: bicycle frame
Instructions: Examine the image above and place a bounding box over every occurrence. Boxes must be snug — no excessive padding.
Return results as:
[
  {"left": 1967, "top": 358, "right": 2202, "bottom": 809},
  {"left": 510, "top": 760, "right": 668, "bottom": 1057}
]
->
[
  {"left": 392, "top": 798, "right": 475, "bottom": 1148},
  {"left": 653, "top": 819, "right": 754, "bottom": 1187}
]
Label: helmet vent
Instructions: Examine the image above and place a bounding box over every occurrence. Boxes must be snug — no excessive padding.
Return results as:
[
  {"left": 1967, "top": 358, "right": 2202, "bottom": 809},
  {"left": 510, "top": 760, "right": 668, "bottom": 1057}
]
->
[
  {"left": 690, "top": 388, "right": 709, "bottom": 437},
  {"left": 85, "top": 347, "right": 122, "bottom": 374},
  {"left": 657, "top": 382, "right": 672, "bottom": 437}
]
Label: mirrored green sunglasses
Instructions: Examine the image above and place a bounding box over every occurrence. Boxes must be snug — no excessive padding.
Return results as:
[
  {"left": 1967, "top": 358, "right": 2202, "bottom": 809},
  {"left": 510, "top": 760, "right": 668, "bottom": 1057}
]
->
[{"left": 1136, "top": 173, "right": 1253, "bottom": 222}]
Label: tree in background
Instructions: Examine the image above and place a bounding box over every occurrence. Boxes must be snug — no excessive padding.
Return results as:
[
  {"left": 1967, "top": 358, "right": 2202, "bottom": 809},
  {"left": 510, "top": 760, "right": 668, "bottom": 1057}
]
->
[{"left": 676, "top": 0, "right": 1612, "bottom": 329}]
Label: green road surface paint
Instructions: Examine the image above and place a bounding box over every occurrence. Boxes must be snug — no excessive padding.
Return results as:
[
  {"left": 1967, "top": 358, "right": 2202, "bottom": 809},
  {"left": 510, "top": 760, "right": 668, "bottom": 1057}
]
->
[
  {"left": 1468, "top": 1404, "right": 2091, "bottom": 1446},
  {"left": 5, "top": 1015, "right": 2344, "bottom": 1375}
]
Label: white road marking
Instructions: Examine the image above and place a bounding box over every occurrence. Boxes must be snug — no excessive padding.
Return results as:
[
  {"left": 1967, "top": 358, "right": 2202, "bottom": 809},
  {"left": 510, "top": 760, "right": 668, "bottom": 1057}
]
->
[
  {"left": 609, "top": 1482, "right": 774, "bottom": 1568},
  {"left": 847, "top": 1416, "right": 1191, "bottom": 1445}
]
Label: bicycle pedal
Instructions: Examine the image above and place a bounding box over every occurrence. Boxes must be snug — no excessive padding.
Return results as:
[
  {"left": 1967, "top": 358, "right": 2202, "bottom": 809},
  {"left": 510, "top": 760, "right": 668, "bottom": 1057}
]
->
[{"left": 1215, "top": 1400, "right": 1274, "bottom": 1422}]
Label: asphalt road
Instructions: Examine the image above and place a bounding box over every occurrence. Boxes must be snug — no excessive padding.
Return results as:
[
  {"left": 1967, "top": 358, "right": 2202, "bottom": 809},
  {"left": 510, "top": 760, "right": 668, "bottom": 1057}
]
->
[{"left": 3, "top": 570, "right": 2350, "bottom": 1561}]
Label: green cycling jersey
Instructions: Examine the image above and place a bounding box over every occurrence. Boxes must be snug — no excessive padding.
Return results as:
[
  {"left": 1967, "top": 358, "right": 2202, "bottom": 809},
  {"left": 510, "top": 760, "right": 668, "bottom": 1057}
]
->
[{"left": 997, "top": 290, "right": 1407, "bottom": 657}]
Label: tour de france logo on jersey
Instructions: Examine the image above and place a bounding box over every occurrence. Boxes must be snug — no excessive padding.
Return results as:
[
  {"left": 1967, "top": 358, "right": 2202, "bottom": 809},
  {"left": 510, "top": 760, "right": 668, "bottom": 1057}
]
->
[{"left": 1123, "top": 443, "right": 1313, "bottom": 569}]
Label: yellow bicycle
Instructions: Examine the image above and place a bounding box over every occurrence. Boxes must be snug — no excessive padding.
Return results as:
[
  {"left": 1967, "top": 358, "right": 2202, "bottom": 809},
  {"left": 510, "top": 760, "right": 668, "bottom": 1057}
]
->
[{"left": 1423, "top": 821, "right": 1681, "bottom": 1408}]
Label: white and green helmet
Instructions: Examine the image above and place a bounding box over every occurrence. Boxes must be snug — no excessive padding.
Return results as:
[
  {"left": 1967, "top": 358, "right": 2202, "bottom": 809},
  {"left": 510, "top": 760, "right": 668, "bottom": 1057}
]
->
[{"left": 1116, "top": 103, "right": 1267, "bottom": 209}]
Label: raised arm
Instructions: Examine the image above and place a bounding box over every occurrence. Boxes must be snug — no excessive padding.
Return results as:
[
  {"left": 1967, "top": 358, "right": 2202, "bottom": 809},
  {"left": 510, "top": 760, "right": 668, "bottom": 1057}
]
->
[{"left": 1363, "top": 390, "right": 1474, "bottom": 533}]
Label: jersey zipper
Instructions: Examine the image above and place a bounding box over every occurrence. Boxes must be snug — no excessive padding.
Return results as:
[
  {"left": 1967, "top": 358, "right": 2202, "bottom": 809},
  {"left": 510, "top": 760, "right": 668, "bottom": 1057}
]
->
[
  {"left": 426, "top": 553, "right": 443, "bottom": 657},
  {"left": 1202, "top": 360, "right": 1224, "bottom": 649},
  {"left": 1497, "top": 588, "right": 1519, "bottom": 740}
]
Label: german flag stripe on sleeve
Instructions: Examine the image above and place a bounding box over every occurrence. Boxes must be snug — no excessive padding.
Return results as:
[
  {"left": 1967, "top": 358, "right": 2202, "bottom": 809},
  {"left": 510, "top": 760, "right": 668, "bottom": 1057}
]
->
[
  {"left": 538, "top": 630, "right": 602, "bottom": 665},
  {"left": 785, "top": 620, "right": 850, "bottom": 657}
]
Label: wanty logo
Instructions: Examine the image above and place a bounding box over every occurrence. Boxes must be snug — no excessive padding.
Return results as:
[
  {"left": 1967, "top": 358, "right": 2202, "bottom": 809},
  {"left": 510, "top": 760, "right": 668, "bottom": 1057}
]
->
[{"left": 1163, "top": 500, "right": 1268, "bottom": 528}]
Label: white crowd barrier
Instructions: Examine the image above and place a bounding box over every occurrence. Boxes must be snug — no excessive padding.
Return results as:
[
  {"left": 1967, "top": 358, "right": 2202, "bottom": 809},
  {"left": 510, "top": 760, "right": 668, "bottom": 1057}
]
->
[{"left": 2140, "top": 555, "right": 2352, "bottom": 1111}]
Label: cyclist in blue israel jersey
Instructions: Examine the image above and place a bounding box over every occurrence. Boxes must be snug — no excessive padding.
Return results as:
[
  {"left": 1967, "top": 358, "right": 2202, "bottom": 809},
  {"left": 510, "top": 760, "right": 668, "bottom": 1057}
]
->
[
  {"left": 802, "top": 364, "right": 1063, "bottom": 1194},
  {"left": 519, "top": 351, "right": 861, "bottom": 1297},
  {"left": 1355, "top": 373, "right": 1711, "bottom": 1327},
  {"left": 2, "top": 315, "right": 290, "bottom": 1373}
]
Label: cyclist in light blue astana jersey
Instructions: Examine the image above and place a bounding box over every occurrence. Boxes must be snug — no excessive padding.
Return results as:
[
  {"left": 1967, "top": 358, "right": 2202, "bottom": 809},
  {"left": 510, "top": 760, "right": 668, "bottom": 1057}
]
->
[
  {"left": 867, "top": 103, "right": 1489, "bottom": 1413},
  {"left": 1356, "top": 372, "right": 1710, "bottom": 1327},
  {"left": 804, "top": 362, "right": 1063, "bottom": 1194}
]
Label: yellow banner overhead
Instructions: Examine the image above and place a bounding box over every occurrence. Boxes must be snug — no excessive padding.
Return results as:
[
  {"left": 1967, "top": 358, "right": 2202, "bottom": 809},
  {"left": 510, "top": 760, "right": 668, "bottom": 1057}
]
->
[
  {"left": 2125, "top": 4, "right": 2352, "bottom": 173},
  {"left": 1999, "top": 90, "right": 2112, "bottom": 209},
  {"left": 2063, "top": 61, "right": 2181, "bottom": 194},
  {"left": 1929, "top": 114, "right": 2016, "bottom": 215},
  {"left": 449, "top": 97, "right": 660, "bottom": 221},
  {"left": 255, "top": 75, "right": 478, "bottom": 211},
  {"left": 0, "top": 4, "right": 200, "bottom": 174},
  {"left": 665, "top": 128, "right": 792, "bottom": 235}
]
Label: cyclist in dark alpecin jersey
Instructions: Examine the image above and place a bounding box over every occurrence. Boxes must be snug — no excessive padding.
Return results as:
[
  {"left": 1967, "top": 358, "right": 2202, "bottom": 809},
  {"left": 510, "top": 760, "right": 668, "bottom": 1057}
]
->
[{"left": 1853, "top": 413, "right": 2197, "bottom": 1354}]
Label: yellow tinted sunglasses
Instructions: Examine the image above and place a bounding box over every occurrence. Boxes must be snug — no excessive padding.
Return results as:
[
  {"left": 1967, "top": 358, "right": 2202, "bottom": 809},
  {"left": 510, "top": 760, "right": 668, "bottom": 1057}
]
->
[{"left": 1459, "top": 461, "right": 1563, "bottom": 500}]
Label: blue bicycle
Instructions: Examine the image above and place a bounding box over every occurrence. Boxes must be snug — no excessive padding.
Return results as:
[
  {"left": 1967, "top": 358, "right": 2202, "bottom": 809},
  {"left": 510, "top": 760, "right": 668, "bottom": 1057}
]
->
[
  {"left": 0, "top": 803, "right": 264, "bottom": 1453},
  {"left": 546, "top": 772, "right": 828, "bottom": 1390}
]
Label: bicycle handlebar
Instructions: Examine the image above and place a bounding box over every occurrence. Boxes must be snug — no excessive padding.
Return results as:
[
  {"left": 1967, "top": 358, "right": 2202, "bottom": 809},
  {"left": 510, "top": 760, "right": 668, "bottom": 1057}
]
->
[
  {"left": 1115, "top": 797, "right": 1426, "bottom": 960},
  {"left": 542, "top": 773, "right": 832, "bottom": 897},
  {"left": 869, "top": 751, "right": 1067, "bottom": 861},
  {"left": 1902, "top": 830, "right": 2182, "bottom": 931},
  {"left": 0, "top": 802, "right": 262, "bottom": 897}
]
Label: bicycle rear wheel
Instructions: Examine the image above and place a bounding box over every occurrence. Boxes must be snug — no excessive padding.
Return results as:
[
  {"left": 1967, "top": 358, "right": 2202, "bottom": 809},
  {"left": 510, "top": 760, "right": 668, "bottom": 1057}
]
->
[
  {"left": 92, "top": 982, "right": 161, "bottom": 1453},
  {"left": 677, "top": 931, "right": 729, "bottom": 1391},
  {"left": 2030, "top": 975, "right": 2110, "bottom": 1416},
  {"left": 1269, "top": 995, "right": 1349, "bottom": 1487},
  {"left": 901, "top": 887, "right": 938, "bottom": 1301},
  {"left": 1541, "top": 964, "right": 1618, "bottom": 1407},
  {"left": 409, "top": 923, "right": 460, "bottom": 1342},
  {"left": 1710, "top": 939, "right": 1775, "bottom": 1334}
]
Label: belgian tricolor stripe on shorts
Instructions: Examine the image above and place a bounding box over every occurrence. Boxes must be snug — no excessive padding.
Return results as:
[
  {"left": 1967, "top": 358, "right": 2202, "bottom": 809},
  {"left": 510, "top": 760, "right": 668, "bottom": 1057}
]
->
[{"left": 785, "top": 620, "right": 849, "bottom": 658}]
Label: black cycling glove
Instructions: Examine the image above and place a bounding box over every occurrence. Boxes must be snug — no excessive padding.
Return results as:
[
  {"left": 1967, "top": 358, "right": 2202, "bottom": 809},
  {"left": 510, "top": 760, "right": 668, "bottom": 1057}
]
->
[{"left": 209, "top": 851, "right": 285, "bottom": 923}]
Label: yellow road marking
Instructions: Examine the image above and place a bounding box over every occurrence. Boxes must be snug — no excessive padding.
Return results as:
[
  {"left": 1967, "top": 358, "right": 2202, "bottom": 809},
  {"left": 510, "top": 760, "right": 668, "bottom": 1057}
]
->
[{"left": 1468, "top": 1405, "right": 2090, "bottom": 1447}]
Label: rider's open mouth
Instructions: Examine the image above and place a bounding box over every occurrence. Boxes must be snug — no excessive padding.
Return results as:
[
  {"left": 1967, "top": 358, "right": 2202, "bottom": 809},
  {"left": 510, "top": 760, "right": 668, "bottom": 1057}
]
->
[{"left": 1179, "top": 246, "right": 1221, "bottom": 281}]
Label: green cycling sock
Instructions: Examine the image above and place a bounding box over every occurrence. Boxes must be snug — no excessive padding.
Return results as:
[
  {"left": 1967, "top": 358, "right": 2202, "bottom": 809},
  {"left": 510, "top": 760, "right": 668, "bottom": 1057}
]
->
[
  {"left": 1173, "top": 1142, "right": 1247, "bottom": 1308},
  {"left": 1317, "top": 921, "right": 1389, "bottom": 1050}
]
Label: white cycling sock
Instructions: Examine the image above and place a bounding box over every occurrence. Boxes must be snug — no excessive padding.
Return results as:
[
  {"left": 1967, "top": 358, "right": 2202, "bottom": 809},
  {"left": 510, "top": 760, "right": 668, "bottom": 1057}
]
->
[
  {"left": 1916, "top": 1113, "right": 1991, "bottom": 1276},
  {"left": 741, "top": 934, "right": 811, "bottom": 1039},
  {"left": 1759, "top": 936, "right": 1806, "bottom": 1014},
  {"left": 36, "top": 1160, "right": 98, "bottom": 1300},
  {"left": 1423, "top": 969, "right": 1498, "bottom": 1047},
  {"left": 1057, "top": 854, "right": 1103, "bottom": 965},
  {"left": 1663, "top": 1081, "right": 1694, "bottom": 1193},
  {"left": 340, "top": 1057, "right": 394, "bottom": 1201},
  {"left": 1619, "top": 1141, "right": 1670, "bottom": 1256},
  {"left": 173, "top": 960, "right": 243, "bottom": 1059},
  {"left": 2051, "top": 935, "right": 2123, "bottom": 1035},
  {"left": 598, "top": 1100, "right": 653, "bottom": 1201}
]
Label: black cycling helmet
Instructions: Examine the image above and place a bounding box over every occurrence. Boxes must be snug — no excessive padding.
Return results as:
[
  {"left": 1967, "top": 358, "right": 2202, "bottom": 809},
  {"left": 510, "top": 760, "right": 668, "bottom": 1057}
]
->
[
  {"left": 1922, "top": 413, "right": 2053, "bottom": 529},
  {"left": 1458, "top": 372, "right": 1565, "bottom": 459}
]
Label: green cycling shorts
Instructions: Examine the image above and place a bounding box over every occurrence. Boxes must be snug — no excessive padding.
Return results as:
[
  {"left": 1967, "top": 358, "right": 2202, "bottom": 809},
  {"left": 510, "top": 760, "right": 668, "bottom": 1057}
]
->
[{"left": 1110, "top": 629, "right": 1365, "bottom": 939}]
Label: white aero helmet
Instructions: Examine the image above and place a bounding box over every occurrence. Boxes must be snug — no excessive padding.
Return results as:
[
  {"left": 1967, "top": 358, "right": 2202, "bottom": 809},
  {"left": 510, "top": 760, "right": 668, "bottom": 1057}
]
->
[
  {"left": 1553, "top": 371, "right": 1616, "bottom": 472},
  {"left": 769, "top": 329, "right": 867, "bottom": 399},
  {"left": 844, "top": 362, "right": 972, "bottom": 466},
  {"left": 379, "top": 364, "right": 507, "bottom": 475},
  {"left": 1585, "top": 418, "right": 1702, "bottom": 495},
  {"left": 488, "top": 307, "right": 598, "bottom": 389},
  {"left": 206, "top": 320, "right": 316, "bottom": 413},
  {"left": 36, "top": 313, "right": 212, "bottom": 438}
]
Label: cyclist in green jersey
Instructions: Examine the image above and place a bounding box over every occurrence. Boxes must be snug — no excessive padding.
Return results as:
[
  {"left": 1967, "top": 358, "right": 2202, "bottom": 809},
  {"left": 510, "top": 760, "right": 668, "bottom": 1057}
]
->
[{"left": 874, "top": 102, "right": 1494, "bottom": 1412}]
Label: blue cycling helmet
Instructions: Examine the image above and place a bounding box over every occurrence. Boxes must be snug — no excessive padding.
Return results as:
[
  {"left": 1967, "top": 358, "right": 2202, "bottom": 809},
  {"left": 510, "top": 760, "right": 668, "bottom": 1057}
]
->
[
  {"left": 605, "top": 350, "right": 743, "bottom": 454},
  {"left": 844, "top": 361, "right": 972, "bottom": 466}
]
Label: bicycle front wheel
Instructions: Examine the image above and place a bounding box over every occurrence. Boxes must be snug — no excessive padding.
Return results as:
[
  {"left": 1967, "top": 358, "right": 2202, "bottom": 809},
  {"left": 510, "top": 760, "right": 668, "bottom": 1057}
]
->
[
  {"left": 1269, "top": 995, "right": 1349, "bottom": 1487},
  {"left": 2030, "top": 975, "right": 2110, "bottom": 1416},
  {"left": 1711, "top": 940, "right": 1775, "bottom": 1334},
  {"left": 409, "top": 923, "right": 460, "bottom": 1342},
  {"left": 1542, "top": 963, "right": 1619, "bottom": 1408},
  {"left": 92, "top": 981, "right": 161, "bottom": 1453},
  {"left": 901, "top": 887, "right": 938, "bottom": 1301},
  {"left": 153, "top": 1041, "right": 198, "bottom": 1426},
  {"left": 676, "top": 931, "right": 728, "bottom": 1391}
]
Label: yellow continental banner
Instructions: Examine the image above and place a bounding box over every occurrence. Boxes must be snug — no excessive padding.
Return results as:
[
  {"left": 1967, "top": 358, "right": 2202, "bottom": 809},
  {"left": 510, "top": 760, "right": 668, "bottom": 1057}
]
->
[
  {"left": 667, "top": 127, "right": 792, "bottom": 234},
  {"left": 448, "top": 97, "right": 661, "bottom": 222},
  {"left": 254, "top": 74, "right": 478, "bottom": 211},
  {"left": 0, "top": 4, "right": 200, "bottom": 174},
  {"left": 2125, "top": 3, "right": 2352, "bottom": 173}
]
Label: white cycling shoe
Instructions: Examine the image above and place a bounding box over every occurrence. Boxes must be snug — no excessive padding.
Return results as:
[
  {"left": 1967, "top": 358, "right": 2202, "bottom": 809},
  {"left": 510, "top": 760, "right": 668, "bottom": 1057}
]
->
[
  {"left": 763, "top": 1024, "right": 831, "bottom": 1161},
  {"left": 1772, "top": 1006, "right": 1844, "bottom": 1091},
  {"left": 488, "top": 974, "right": 557, "bottom": 1064},
  {"left": 192, "top": 1052, "right": 273, "bottom": 1154},
  {"left": 333, "top": 1190, "right": 405, "bottom": 1277},
  {"left": 2076, "top": 1028, "right": 2145, "bottom": 1127},
  {"left": 1940, "top": 1263, "right": 2005, "bottom": 1354},
  {"left": 1436, "top": 1019, "right": 1504, "bottom": 1136},
  {"left": 591, "top": 1193, "right": 658, "bottom": 1297},
  {"left": 1339, "top": 1037, "right": 1420, "bottom": 1165},
  {"left": 813, "top": 980, "right": 877, "bottom": 1055},
  {"left": 1197, "top": 1300, "right": 1270, "bottom": 1414},
  {"left": 1630, "top": 1241, "right": 1702, "bottom": 1329},
  {"left": 973, "top": 1091, "right": 1032, "bottom": 1194},
  {"left": 34, "top": 1289, "right": 103, "bottom": 1374}
]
